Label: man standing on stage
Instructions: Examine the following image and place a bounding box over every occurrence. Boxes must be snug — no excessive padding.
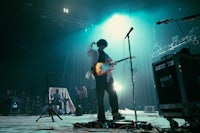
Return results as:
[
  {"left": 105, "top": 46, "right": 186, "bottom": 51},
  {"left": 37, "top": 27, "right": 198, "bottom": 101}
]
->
[{"left": 87, "top": 39, "right": 125, "bottom": 122}]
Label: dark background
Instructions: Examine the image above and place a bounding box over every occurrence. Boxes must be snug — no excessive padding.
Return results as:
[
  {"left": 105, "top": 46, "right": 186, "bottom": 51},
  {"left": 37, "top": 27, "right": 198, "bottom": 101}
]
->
[{"left": 1, "top": 0, "right": 200, "bottom": 109}]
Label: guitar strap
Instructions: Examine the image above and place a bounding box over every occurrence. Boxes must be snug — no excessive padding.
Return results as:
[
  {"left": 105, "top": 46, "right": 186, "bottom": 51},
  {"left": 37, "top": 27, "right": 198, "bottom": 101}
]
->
[{"left": 98, "top": 50, "right": 105, "bottom": 62}]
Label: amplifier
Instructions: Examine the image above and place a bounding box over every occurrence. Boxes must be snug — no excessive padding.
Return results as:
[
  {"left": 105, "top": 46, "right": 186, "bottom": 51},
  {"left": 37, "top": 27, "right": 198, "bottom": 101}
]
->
[{"left": 152, "top": 54, "right": 200, "bottom": 118}]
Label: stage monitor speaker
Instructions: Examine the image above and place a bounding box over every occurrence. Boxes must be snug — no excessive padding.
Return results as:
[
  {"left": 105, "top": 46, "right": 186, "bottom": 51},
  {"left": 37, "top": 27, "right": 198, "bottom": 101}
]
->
[{"left": 152, "top": 54, "right": 200, "bottom": 118}]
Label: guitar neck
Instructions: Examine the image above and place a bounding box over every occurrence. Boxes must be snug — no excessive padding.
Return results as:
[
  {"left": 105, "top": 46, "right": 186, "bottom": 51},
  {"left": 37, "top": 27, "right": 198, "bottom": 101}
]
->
[
  {"left": 116, "top": 57, "right": 130, "bottom": 63},
  {"left": 107, "top": 56, "right": 134, "bottom": 65},
  {"left": 95, "top": 56, "right": 134, "bottom": 76}
]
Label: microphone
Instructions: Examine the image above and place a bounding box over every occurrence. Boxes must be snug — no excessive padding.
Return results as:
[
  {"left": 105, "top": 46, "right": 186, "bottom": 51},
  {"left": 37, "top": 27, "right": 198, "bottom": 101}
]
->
[
  {"left": 182, "top": 13, "right": 200, "bottom": 21},
  {"left": 124, "top": 27, "right": 133, "bottom": 39},
  {"left": 156, "top": 19, "right": 172, "bottom": 25}
]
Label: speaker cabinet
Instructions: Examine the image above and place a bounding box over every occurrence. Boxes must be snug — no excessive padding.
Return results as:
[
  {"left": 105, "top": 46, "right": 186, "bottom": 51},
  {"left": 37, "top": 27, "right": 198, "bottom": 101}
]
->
[{"left": 152, "top": 54, "right": 200, "bottom": 118}]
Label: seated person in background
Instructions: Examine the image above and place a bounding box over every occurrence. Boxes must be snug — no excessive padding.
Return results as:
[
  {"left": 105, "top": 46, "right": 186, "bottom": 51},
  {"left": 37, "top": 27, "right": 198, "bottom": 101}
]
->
[
  {"left": 0, "top": 89, "right": 12, "bottom": 115},
  {"left": 20, "top": 90, "right": 27, "bottom": 113},
  {"left": 75, "top": 85, "right": 88, "bottom": 115},
  {"left": 50, "top": 89, "right": 62, "bottom": 110}
]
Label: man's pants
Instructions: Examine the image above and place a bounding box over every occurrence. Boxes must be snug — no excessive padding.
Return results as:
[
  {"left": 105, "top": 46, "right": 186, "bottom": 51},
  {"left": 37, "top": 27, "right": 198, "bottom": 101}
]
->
[{"left": 95, "top": 76, "right": 119, "bottom": 120}]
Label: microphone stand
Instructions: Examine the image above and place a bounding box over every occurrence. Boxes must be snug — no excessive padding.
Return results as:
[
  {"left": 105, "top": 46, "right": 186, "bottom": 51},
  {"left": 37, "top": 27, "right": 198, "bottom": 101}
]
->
[
  {"left": 157, "top": 13, "right": 200, "bottom": 54},
  {"left": 126, "top": 34, "right": 138, "bottom": 122},
  {"left": 36, "top": 72, "right": 62, "bottom": 122}
]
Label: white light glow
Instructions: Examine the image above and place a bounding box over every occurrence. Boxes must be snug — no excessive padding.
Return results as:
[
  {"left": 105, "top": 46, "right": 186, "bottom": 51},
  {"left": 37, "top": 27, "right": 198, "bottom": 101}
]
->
[
  {"left": 114, "top": 81, "right": 122, "bottom": 92},
  {"left": 102, "top": 14, "right": 132, "bottom": 40},
  {"left": 63, "top": 8, "right": 69, "bottom": 13}
]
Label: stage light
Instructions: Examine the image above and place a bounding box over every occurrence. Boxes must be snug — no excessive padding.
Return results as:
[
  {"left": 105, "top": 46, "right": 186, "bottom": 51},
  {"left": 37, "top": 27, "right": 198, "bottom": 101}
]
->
[
  {"left": 63, "top": 8, "right": 69, "bottom": 13},
  {"left": 114, "top": 81, "right": 122, "bottom": 92},
  {"left": 84, "top": 27, "right": 88, "bottom": 32},
  {"left": 101, "top": 13, "right": 132, "bottom": 40}
]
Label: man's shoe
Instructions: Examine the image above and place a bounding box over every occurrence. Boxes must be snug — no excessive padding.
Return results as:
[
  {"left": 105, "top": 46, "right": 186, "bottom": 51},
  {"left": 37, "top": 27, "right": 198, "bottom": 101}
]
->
[
  {"left": 113, "top": 113, "right": 125, "bottom": 121},
  {"left": 97, "top": 118, "right": 107, "bottom": 123}
]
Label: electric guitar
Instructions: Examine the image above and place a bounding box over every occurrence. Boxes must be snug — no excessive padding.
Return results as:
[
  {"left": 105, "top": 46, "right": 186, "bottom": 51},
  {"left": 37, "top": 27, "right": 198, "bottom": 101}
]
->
[{"left": 94, "top": 56, "right": 135, "bottom": 76}]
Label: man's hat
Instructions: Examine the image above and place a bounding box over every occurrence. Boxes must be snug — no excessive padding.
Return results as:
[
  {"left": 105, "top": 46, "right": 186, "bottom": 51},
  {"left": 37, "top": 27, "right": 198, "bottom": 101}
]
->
[{"left": 97, "top": 39, "right": 108, "bottom": 47}]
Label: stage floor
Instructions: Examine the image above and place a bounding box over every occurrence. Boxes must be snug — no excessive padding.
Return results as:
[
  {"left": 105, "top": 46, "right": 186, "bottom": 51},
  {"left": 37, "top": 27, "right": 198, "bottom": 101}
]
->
[{"left": 0, "top": 109, "right": 188, "bottom": 133}]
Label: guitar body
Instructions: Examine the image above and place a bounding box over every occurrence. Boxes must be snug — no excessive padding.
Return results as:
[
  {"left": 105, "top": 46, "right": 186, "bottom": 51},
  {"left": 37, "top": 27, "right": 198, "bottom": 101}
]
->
[
  {"left": 95, "top": 62, "right": 114, "bottom": 76},
  {"left": 94, "top": 56, "right": 135, "bottom": 76}
]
